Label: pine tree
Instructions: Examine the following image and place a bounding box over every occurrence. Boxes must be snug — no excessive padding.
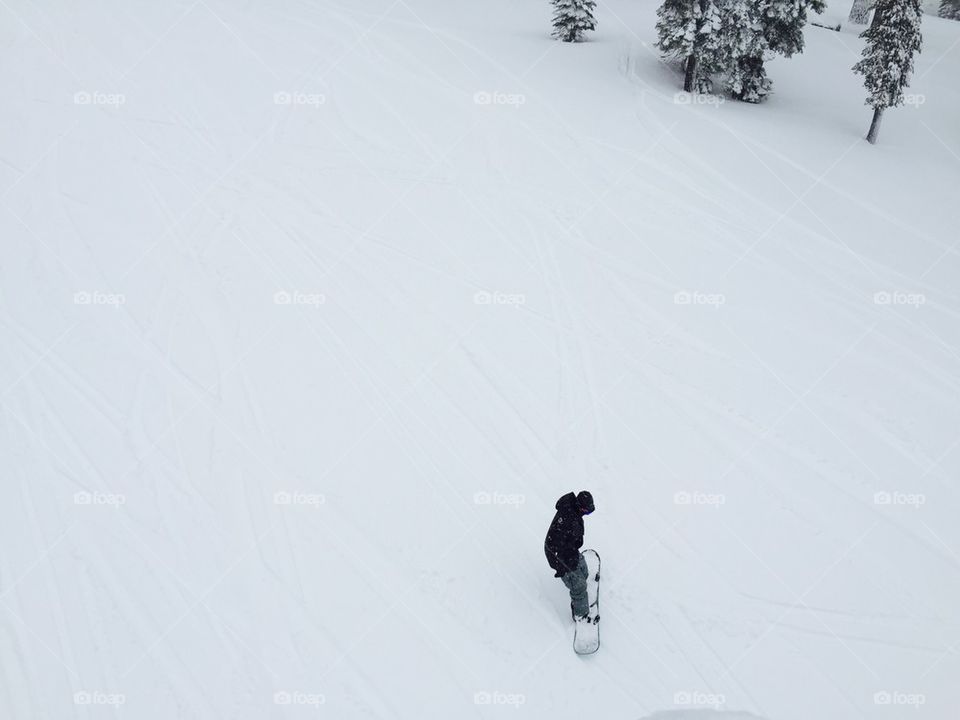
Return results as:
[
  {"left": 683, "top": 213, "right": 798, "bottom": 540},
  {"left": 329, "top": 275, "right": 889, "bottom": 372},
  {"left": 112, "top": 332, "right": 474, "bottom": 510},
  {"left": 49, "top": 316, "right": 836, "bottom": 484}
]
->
[
  {"left": 656, "top": 0, "right": 723, "bottom": 92},
  {"left": 763, "top": 0, "right": 826, "bottom": 57},
  {"left": 719, "top": 0, "right": 824, "bottom": 103},
  {"left": 551, "top": 0, "right": 597, "bottom": 42},
  {"left": 728, "top": 55, "right": 772, "bottom": 102},
  {"left": 852, "top": 0, "right": 923, "bottom": 144},
  {"left": 717, "top": 0, "right": 770, "bottom": 102},
  {"left": 940, "top": 0, "right": 960, "bottom": 19},
  {"left": 848, "top": 0, "right": 873, "bottom": 24}
]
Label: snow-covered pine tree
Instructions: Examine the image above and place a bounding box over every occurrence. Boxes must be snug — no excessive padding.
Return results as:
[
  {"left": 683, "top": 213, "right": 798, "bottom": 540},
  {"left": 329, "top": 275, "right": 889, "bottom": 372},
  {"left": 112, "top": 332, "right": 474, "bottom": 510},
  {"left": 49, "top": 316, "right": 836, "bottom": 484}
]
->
[
  {"left": 551, "top": 0, "right": 597, "bottom": 42},
  {"left": 764, "top": 0, "right": 826, "bottom": 57},
  {"left": 717, "top": 0, "right": 771, "bottom": 102},
  {"left": 656, "top": 0, "right": 722, "bottom": 92},
  {"left": 727, "top": 54, "right": 772, "bottom": 102},
  {"left": 852, "top": 0, "right": 923, "bottom": 144},
  {"left": 720, "top": 0, "right": 824, "bottom": 103},
  {"left": 940, "top": 0, "right": 960, "bottom": 19},
  {"left": 849, "top": 0, "right": 873, "bottom": 24}
]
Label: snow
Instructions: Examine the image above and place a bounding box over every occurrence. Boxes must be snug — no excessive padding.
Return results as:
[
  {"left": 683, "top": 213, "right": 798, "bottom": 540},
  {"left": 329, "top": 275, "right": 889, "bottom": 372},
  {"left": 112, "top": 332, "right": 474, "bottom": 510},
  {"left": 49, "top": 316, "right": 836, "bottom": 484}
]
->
[{"left": 1, "top": 0, "right": 959, "bottom": 718}]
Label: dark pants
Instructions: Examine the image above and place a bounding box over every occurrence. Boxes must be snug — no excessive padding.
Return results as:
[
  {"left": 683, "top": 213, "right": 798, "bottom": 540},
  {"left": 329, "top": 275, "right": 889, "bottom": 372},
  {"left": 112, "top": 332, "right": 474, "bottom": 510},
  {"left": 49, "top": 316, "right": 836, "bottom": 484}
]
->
[{"left": 560, "top": 553, "right": 589, "bottom": 617}]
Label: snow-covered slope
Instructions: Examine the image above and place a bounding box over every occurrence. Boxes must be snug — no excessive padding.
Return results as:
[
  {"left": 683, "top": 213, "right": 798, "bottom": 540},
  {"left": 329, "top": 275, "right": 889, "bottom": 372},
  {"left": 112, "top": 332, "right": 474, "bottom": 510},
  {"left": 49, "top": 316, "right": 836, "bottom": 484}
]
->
[{"left": 2, "top": 1, "right": 959, "bottom": 718}]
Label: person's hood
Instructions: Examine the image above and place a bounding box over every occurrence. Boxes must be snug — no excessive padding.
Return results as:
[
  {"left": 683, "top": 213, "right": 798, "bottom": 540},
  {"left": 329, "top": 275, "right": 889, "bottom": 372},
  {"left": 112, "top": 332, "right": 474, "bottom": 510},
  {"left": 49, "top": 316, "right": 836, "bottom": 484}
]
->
[{"left": 555, "top": 492, "right": 578, "bottom": 512}]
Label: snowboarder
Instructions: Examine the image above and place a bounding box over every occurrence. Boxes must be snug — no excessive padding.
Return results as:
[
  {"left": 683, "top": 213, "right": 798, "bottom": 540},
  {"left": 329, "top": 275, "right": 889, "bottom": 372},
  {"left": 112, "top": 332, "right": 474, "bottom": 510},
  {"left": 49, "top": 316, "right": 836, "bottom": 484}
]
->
[{"left": 544, "top": 491, "right": 595, "bottom": 620}]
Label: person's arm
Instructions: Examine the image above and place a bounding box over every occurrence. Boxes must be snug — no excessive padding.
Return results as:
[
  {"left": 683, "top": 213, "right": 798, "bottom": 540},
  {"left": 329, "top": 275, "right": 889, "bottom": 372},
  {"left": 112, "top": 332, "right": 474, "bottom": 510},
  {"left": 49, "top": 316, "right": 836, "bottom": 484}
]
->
[
  {"left": 555, "top": 518, "right": 582, "bottom": 574},
  {"left": 573, "top": 517, "right": 584, "bottom": 551}
]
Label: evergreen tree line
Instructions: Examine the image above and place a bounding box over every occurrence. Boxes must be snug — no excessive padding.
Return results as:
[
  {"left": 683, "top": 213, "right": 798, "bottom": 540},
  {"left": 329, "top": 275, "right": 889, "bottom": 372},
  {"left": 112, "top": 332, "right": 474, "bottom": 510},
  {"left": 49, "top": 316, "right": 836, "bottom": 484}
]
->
[
  {"left": 653, "top": 0, "right": 924, "bottom": 143},
  {"left": 547, "top": 0, "right": 928, "bottom": 144},
  {"left": 655, "top": 0, "right": 826, "bottom": 102},
  {"left": 941, "top": 0, "right": 960, "bottom": 20},
  {"left": 851, "top": 0, "right": 957, "bottom": 22}
]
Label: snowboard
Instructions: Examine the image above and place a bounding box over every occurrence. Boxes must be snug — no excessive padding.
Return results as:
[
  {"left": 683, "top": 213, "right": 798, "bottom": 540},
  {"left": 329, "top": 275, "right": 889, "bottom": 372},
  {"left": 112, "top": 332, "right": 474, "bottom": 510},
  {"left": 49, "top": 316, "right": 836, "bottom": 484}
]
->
[{"left": 573, "top": 549, "right": 600, "bottom": 655}]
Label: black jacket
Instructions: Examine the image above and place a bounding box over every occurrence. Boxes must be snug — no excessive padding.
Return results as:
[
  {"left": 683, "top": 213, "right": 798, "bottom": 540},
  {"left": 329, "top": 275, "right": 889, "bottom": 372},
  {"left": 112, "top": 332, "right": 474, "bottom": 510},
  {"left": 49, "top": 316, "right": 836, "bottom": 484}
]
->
[{"left": 544, "top": 492, "right": 584, "bottom": 577}]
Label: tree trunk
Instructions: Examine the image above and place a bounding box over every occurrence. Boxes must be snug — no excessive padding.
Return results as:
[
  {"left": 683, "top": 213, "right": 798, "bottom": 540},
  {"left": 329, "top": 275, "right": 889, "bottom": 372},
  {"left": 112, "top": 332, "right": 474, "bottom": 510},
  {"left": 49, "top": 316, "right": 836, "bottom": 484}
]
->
[
  {"left": 866, "top": 106, "right": 884, "bottom": 144},
  {"left": 683, "top": 54, "right": 698, "bottom": 92},
  {"left": 848, "top": 0, "right": 871, "bottom": 23}
]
